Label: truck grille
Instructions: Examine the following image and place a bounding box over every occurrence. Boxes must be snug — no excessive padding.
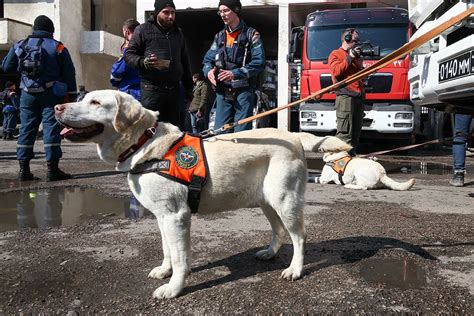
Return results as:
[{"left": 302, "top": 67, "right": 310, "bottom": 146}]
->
[{"left": 320, "top": 73, "right": 393, "bottom": 93}]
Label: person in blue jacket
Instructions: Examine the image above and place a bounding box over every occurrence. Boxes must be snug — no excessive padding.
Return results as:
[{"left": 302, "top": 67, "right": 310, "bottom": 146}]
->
[
  {"left": 2, "top": 82, "right": 20, "bottom": 140},
  {"left": 202, "top": 0, "right": 265, "bottom": 133},
  {"left": 1, "top": 15, "right": 77, "bottom": 181},
  {"left": 110, "top": 19, "right": 141, "bottom": 101}
]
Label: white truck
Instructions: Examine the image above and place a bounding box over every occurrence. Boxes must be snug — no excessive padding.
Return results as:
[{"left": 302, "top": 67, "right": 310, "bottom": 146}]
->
[{"left": 408, "top": 0, "right": 474, "bottom": 135}]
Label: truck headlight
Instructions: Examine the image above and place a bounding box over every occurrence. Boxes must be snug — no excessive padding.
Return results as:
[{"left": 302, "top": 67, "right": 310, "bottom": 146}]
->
[
  {"left": 395, "top": 113, "right": 413, "bottom": 119},
  {"left": 301, "top": 112, "right": 316, "bottom": 119}
]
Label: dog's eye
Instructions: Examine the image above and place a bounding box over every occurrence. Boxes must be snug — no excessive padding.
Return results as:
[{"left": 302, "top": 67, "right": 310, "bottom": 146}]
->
[{"left": 90, "top": 99, "right": 101, "bottom": 105}]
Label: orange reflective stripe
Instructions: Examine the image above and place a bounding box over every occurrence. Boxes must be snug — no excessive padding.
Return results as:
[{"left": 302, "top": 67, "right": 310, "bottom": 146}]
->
[
  {"left": 161, "top": 134, "right": 207, "bottom": 183},
  {"left": 56, "top": 43, "right": 65, "bottom": 53},
  {"left": 226, "top": 30, "right": 241, "bottom": 47}
]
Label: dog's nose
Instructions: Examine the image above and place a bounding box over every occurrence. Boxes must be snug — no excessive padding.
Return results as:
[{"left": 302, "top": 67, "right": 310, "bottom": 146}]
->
[{"left": 55, "top": 104, "right": 66, "bottom": 115}]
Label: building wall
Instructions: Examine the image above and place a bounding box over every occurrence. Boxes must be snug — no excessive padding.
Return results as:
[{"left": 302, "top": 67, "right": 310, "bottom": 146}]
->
[{"left": 2, "top": 0, "right": 132, "bottom": 91}]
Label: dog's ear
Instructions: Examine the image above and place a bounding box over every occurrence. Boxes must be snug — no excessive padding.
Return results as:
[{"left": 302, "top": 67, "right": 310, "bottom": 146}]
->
[{"left": 113, "top": 92, "right": 144, "bottom": 133}]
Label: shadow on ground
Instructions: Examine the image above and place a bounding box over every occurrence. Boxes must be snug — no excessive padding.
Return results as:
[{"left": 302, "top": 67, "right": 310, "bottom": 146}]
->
[{"left": 183, "top": 236, "right": 437, "bottom": 295}]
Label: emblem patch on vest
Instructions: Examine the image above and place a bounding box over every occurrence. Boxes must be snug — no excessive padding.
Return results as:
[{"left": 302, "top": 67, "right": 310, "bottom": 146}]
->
[
  {"left": 337, "top": 160, "right": 346, "bottom": 168},
  {"left": 175, "top": 146, "right": 199, "bottom": 169}
]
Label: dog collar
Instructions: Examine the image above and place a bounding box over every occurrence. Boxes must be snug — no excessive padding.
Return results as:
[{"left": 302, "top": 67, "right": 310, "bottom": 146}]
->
[{"left": 118, "top": 121, "right": 159, "bottom": 163}]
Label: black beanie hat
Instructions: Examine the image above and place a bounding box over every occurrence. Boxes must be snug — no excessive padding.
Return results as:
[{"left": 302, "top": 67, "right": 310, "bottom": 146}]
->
[
  {"left": 33, "top": 15, "right": 55, "bottom": 34},
  {"left": 154, "top": 0, "right": 176, "bottom": 13},
  {"left": 218, "top": 0, "right": 242, "bottom": 15}
]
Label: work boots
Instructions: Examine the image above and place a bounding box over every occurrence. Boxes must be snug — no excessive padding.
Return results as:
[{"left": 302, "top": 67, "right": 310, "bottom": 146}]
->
[
  {"left": 449, "top": 172, "right": 465, "bottom": 187},
  {"left": 19, "top": 160, "right": 37, "bottom": 181},
  {"left": 47, "top": 161, "right": 72, "bottom": 181},
  {"left": 5, "top": 132, "right": 14, "bottom": 140}
]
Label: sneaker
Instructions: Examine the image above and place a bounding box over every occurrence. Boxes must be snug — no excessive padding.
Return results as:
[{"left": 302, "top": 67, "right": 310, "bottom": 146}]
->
[{"left": 449, "top": 172, "right": 464, "bottom": 187}]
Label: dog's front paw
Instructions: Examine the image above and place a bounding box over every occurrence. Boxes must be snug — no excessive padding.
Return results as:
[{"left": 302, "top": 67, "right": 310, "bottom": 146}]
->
[
  {"left": 281, "top": 266, "right": 302, "bottom": 281},
  {"left": 148, "top": 266, "right": 172, "bottom": 279},
  {"left": 152, "top": 283, "right": 181, "bottom": 299},
  {"left": 255, "top": 248, "right": 277, "bottom": 260}
]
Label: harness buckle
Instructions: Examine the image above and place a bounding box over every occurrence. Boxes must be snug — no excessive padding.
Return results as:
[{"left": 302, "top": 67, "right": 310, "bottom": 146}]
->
[
  {"left": 145, "top": 127, "right": 156, "bottom": 138},
  {"left": 200, "top": 129, "right": 215, "bottom": 138}
]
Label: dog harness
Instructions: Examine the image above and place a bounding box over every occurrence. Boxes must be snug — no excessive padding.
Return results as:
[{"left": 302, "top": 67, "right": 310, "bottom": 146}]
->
[
  {"left": 327, "top": 156, "right": 352, "bottom": 185},
  {"left": 130, "top": 133, "right": 209, "bottom": 213}
]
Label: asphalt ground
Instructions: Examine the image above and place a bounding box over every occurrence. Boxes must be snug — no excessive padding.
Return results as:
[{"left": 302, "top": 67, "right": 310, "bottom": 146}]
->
[{"left": 0, "top": 138, "right": 472, "bottom": 313}]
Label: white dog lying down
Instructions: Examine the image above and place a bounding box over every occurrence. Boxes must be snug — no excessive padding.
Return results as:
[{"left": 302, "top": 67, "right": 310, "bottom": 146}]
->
[
  {"left": 54, "top": 90, "right": 351, "bottom": 298},
  {"left": 317, "top": 151, "right": 415, "bottom": 190}
]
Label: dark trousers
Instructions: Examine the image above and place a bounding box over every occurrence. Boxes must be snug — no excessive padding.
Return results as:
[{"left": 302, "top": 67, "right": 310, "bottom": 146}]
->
[
  {"left": 335, "top": 95, "right": 365, "bottom": 148},
  {"left": 141, "top": 83, "right": 180, "bottom": 128},
  {"left": 17, "top": 90, "right": 64, "bottom": 162}
]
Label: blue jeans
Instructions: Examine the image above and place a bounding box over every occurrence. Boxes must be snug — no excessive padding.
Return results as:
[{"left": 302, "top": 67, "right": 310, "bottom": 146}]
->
[
  {"left": 17, "top": 90, "right": 64, "bottom": 162},
  {"left": 189, "top": 111, "right": 199, "bottom": 134},
  {"left": 2, "top": 106, "right": 18, "bottom": 133},
  {"left": 452, "top": 113, "right": 473, "bottom": 173},
  {"left": 214, "top": 87, "right": 255, "bottom": 133}
]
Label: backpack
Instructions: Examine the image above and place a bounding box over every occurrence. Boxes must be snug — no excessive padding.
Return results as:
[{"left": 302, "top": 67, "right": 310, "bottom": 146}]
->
[{"left": 17, "top": 38, "right": 44, "bottom": 78}]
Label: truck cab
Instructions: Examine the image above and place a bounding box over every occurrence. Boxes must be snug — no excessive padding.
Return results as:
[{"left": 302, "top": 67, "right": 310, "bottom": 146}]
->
[
  {"left": 408, "top": 0, "right": 474, "bottom": 115},
  {"left": 290, "top": 8, "right": 415, "bottom": 140}
]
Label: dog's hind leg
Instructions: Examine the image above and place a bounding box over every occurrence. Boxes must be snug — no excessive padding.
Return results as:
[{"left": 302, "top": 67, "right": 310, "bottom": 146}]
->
[
  {"left": 152, "top": 205, "right": 192, "bottom": 299},
  {"left": 255, "top": 203, "right": 287, "bottom": 260},
  {"left": 148, "top": 218, "right": 172, "bottom": 280}
]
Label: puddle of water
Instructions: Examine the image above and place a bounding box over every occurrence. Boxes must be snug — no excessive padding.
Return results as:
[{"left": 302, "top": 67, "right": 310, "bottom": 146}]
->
[
  {"left": 384, "top": 161, "right": 454, "bottom": 175},
  {"left": 360, "top": 258, "right": 427, "bottom": 289},
  {"left": 0, "top": 187, "right": 151, "bottom": 232},
  {"left": 0, "top": 178, "right": 31, "bottom": 190}
]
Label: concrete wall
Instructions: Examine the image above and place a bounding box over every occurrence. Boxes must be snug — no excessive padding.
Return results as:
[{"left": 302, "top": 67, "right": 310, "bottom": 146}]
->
[
  {"left": 4, "top": 1, "right": 55, "bottom": 27},
  {"left": 2, "top": 0, "right": 132, "bottom": 91},
  {"left": 100, "top": 0, "right": 136, "bottom": 37}
]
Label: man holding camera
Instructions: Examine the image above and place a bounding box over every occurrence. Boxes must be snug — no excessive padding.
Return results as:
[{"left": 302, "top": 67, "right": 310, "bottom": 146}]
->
[{"left": 328, "top": 28, "right": 365, "bottom": 155}]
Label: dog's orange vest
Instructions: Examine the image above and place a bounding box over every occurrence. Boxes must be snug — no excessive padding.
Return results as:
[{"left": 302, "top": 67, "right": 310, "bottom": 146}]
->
[
  {"left": 328, "top": 156, "right": 352, "bottom": 184},
  {"left": 159, "top": 134, "right": 207, "bottom": 184},
  {"left": 130, "top": 133, "right": 208, "bottom": 213}
]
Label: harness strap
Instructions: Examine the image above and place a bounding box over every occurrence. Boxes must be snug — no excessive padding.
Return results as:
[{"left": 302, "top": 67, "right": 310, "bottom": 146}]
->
[{"left": 188, "top": 175, "right": 205, "bottom": 213}]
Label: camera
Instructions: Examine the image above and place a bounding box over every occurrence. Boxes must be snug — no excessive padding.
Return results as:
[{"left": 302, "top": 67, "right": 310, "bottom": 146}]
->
[{"left": 354, "top": 40, "right": 380, "bottom": 57}]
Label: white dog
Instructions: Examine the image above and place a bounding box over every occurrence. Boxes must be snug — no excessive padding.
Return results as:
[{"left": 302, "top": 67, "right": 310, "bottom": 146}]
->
[
  {"left": 54, "top": 90, "right": 351, "bottom": 298},
  {"left": 317, "top": 151, "right": 415, "bottom": 190}
]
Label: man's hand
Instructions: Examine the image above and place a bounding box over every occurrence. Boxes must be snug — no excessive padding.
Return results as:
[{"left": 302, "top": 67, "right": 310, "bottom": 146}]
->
[
  {"left": 196, "top": 110, "right": 203, "bottom": 119},
  {"left": 349, "top": 46, "right": 362, "bottom": 58},
  {"left": 143, "top": 54, "right": 170, "bottom": 70},
  {"left": 217, "top": 70, "right": 234, "bottom": 82},
  {"left": 207, "top": 68, "right": 217, "bottom": 86}
]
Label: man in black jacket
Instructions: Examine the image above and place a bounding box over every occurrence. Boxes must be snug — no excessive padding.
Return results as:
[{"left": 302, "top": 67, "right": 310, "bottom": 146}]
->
[{"left": 124, "top": 0, "right": 193, "bottom": 128}]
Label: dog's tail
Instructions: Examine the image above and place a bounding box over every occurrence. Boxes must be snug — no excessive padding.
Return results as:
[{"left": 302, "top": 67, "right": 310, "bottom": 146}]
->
[
  {"left": 380, "top": 175, "right": 415, "bottom": 191},
  {"left": 295, "top": 132, "right": 353, "bottom": 153}
]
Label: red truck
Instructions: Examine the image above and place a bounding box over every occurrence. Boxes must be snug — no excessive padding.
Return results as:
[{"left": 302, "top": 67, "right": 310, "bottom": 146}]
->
[{"left": 289, "top": 7, "right": 422, "bottom": 142}]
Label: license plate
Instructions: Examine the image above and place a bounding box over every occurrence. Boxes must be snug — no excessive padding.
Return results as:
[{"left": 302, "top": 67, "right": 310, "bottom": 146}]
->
[{"left": 438, "top": 50, "right": 474, "bottom": 83}]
